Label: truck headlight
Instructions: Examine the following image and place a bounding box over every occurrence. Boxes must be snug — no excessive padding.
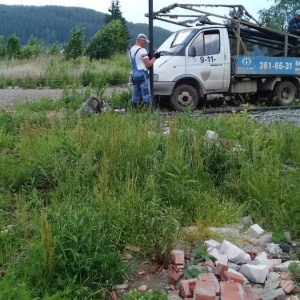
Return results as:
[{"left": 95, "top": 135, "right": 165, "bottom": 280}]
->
[{"left": 153, "top": 74, "right": 159, "bottom": 82}]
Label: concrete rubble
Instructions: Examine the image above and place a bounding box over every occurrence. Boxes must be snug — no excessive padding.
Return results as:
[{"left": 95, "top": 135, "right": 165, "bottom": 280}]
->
[{"left": 121, "top": 220, "right": 300, "bottom": 300}]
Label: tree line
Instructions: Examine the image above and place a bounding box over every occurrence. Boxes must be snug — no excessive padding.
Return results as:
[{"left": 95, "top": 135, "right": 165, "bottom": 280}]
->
[
  {"left": 0, "top": 2, "right": 171, "bottom": 55},
  {"left": 0, "top": 1, "right": 146, "bottom": 60},
  {"left": 0, "top": 0, "right": 297, "bottom": 61}
]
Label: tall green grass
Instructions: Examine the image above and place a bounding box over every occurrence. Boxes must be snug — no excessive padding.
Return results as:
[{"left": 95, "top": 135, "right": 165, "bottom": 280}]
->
[
  {"left": 0, "top": 54, "right": 130, "bottom": 89},
  {"left": 1, "top": 96, "right": 300, "bottom": 298}
]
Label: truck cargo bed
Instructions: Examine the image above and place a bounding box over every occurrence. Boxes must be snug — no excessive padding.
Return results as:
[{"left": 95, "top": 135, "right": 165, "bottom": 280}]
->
[{"left": 233, "top": 56, "right": 300, "bottom": 76}]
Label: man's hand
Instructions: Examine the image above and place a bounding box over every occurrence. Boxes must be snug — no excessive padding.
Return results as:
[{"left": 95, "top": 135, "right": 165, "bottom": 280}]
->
[
  {"left": 297, "top": 29, "right": 300, "bottom": 33},
  {"left": 154, "top": 52, "right": 161, "bottom": 59}
]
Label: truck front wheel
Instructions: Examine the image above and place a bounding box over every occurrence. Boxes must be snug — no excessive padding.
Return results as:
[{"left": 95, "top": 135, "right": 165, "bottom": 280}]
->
[
  {"left": 273, "top": 81, "right": 297, "bottom": 106},
  {"left": 170, "top": 84, "right": 199, "bottom": 111}
]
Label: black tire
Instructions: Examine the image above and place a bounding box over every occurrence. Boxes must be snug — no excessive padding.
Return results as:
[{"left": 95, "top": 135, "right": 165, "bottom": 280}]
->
[
  {"left": 273, "top": 81, "right": 297, "bottom": 106},
  {"left": 170, "top": 84, "right": 199, "bottom": 111}
]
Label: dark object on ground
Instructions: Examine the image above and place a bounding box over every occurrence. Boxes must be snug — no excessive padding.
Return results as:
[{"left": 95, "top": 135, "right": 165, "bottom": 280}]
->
[
  {"left": 279, "top": 243, "right": 294, "bottom": 254},
  {"left": 79, "top": 97, "right": 110, "bottom": 115}
]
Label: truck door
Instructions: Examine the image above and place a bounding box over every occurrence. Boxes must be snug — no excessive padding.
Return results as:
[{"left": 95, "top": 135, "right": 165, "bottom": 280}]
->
[{"left": 186, "top": 29, "right": 228, "bottom": 92}]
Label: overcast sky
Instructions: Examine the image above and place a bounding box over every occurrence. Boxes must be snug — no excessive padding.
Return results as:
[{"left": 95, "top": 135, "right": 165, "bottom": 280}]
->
[{"left": 0, "top": 0, "right": 272, "bottom": 30}]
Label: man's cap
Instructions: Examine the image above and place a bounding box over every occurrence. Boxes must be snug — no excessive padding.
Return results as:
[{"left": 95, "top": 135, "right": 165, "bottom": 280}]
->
[
  {"left": 296, "top": 9, "right": 300, "bottom": 15},
  {"left": 137, "top": 33, "right": 150, "bottom": 43}
]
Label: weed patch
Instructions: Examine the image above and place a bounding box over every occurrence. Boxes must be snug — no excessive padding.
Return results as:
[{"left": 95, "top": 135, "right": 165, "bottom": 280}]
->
[{"left": 1, "top": 102, "right": 300, "bottom": 298}]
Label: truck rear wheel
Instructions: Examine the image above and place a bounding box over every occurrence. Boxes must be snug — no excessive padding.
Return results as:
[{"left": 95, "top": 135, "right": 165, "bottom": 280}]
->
[
  {"left": 273, "top": 81, "right": 297, "bottom": 106},
  {"left": 170, "top": 84, "right": 199, "bottom": 111}
]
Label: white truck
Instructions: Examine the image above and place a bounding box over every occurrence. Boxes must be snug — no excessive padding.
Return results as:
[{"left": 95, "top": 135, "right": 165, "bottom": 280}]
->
[{"left": 149, "top": 4, "right": 300, "bottom": 111}]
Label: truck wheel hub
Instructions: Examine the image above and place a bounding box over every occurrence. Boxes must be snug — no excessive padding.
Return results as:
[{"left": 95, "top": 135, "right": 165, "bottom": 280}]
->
[{"left": 178, "top": 92, "right": 192, "bottom": 105}]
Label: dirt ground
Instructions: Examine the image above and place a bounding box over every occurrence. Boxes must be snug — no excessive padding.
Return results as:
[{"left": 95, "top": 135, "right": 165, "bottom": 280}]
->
[{"left": 116, "top": 257, "right": 173, "bottom": 299}]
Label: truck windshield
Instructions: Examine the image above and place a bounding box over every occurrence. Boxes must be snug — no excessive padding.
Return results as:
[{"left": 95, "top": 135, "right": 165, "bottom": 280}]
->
[{"left": 157, "top": 28, "right": 198, "bottom": 55}]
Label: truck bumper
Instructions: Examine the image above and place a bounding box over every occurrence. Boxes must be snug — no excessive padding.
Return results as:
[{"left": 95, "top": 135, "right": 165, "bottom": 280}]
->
[{"left": 153, "top": 81, "right": 176, "bottom": 96}]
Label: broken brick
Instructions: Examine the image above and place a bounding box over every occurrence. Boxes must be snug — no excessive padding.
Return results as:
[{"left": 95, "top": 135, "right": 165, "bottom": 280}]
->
[
  {"left": 280, "top": 280, "right": 294, "bottom": 294},
  {"left": 194, "top": 281, "right": 216, "bottom": 300},
  {"left": 198, "top": 273, "right": 220, "bottom": 296},
  {"left": 180, "top": 279, "right": 198, "bottom": 298},
  {"left": 220, "top": 281, "right": 247, "bottom": 300},
  {"left": 171, "top": 250, "right": 185, "bottom": 265},
  {"left": 169, "top": 271, "right": 184, "bottom": 285},
  {"left": 222, "top": 270, "right": 246, "bottom": 285},
  {"left": 214, "top": 263, "right": 228, "bottom": 278}
]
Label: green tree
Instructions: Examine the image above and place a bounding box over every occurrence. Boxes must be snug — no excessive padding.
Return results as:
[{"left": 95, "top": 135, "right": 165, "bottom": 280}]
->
[
  {"left": 86, "top": 19, "right": 128, "bottom": 59},
  {"left": 6, "top": 34, "right": 21, "bottom": 59},
  {"left": 104, "top": 0, "right": 131, "bottom": 42},
  {"left": 258, "top": 0, "right": 299, "bottom": 31},
  {"left": 48, "top": 41, "right": 61, "bottom": 55},
  {"left": 104, "top": 0, "right": 123, "bottom": 24},
  {"left": 21, "top": 35, "right": 44, "bottom": 59},
  {"left": 64, "top": 27, "right": 85, "bottom": 60},
  {"left": 0, "top": 36, "right": 6, "bottom": 59}
]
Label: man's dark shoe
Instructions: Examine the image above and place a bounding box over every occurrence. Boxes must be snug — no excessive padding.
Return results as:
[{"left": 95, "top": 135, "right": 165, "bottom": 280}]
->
[
  {"left": 131, "top": 103, "right": 138, "bottom": 110},
  {"left": 141, "top": 102, "right": 151, "bottom": 112}
]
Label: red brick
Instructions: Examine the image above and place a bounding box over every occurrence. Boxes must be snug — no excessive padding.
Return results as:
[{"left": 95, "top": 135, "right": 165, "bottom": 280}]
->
[
  {"left": 137, "top": 269, "right": 147, "bottom": 277},
  {"left": 169, "top": 271, "right": 184, "bottom": 285},
  {"left": 180, "top": 279, "right": 198, "bottom": 298},
  {"left": 246, "top": 250, "right": 257, "bottom": 260},
  {"left": 137, "top": 285, "right": 148, "bottom": 292},
  {"left": 204, "top": 260, "right": 216, "bottom": 269},
  {"left": 222, "top": 270, "right": 245, "bottom": 285},
  {"left": 148, "top": 263, "right": 160, "bottom": 273},
  {"left": 291, "top": 287, "right": 300, "bottom": 294},
  {"left": 214, "top": 263, "right": 228, "bottom": 278},
  {"left": 169, "top": 290, "right": 180, "bottom": 296},
  {"left": 157, "top": 264, "right": 164, "bottom": 273},
  {"left": 198, "top": 272, "right": 220, "bottom": 296},
  {"left": 280, "top": 272, "right": 292, "bottom": 280},
  {"left": 111, "top": 291, "right": 117, "bottom": 300},
  {"left": 243, "top": 284, "right": 261, "bottom": 300},
  {"left": 220, "top": 281, "right": 247, "bottom": 300},
  {"left": 280, "top": 280, "right": 294, "bottom": 293},
  {"left": 194, "top": 281, "right": 216, "bottom": 300},
  {"left": 171, "top": 250, "right": 185, "bottom": 265}
]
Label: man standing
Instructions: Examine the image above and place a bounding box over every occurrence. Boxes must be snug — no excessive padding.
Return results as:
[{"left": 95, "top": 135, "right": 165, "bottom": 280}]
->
[
  {"left": 288, "top": 9, "right": 300, "bottom": 36},
  {"left": 129, "top": 33, "right": 160, "bottom": 109}
]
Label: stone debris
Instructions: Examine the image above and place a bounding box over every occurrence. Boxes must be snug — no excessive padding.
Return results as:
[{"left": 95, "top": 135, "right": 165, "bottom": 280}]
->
[
  {"left": 218, "top": 240, "right": 252, "bottom": 264},
  {"left": 137, "top": 284, "right": 148, "bottom": 292},
  {"left": 204, "top": 129, "right": 244, "bottom": 152},
  {"left": 120, "top": 221, "right": 300, "bottom": 300},
  {"left": 113, "top": 283, "right": 129, "bottom": 291},
  {"left": 240, "top": 263, "right": 269, "bottom": 284},
  {"left": 247, "top": 224, "right": 265, "bottom": 238}
]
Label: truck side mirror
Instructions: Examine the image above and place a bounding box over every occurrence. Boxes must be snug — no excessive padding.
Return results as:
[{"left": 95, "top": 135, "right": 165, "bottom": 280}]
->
[{"left": 189, "top": 46, "right": 196, "bottom": 57}]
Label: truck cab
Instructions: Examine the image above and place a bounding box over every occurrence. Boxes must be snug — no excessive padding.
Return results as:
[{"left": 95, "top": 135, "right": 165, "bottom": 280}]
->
[
  {"left": 146, "top": 3, "right": 300, "bottom": 111},
  {"left": 154, "top": 25, "right": 231, "bottom": 110}
]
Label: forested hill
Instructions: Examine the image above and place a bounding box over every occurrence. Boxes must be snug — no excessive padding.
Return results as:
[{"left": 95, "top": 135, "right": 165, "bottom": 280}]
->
[{"left": 0, "top": 4, "right": 172, "bottom": 48}]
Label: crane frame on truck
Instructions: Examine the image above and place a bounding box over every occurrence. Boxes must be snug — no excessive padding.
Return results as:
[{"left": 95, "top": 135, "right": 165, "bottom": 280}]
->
[{"left": 145, "top": 4, "right": 300, "bottom": 111}]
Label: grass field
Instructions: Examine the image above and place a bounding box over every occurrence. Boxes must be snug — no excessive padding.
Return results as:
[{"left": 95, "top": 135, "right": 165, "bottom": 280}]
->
[{"left": 1, "top": 54, "right": 300, "bottom": 299}]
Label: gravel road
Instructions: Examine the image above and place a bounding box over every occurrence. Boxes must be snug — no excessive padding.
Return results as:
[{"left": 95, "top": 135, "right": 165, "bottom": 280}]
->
[
  {"left": 0, "top": 86, "right": 128, "bottom": 109},
  {"left": 2, "top": 87, "right": 300, "bottom": 126}
]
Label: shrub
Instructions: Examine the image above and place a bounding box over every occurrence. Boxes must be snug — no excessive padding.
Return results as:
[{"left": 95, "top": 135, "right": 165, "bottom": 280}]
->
[
  {"left": 86, "top": 20, "right": 128, "bottom": 60},
  {"left": 64, "top": 27, "right": 85, "bottom": 60},
  {"left": 21, "top": 35, "right": 45, "bottom": 59},
  {"left": 6, "top": 34, "right": 21, "bottom": 59}
]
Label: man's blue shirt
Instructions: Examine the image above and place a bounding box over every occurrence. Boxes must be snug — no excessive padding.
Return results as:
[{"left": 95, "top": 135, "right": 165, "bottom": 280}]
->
[{"left": 288, "top": 17, "right": 300, "bottom": 35}]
